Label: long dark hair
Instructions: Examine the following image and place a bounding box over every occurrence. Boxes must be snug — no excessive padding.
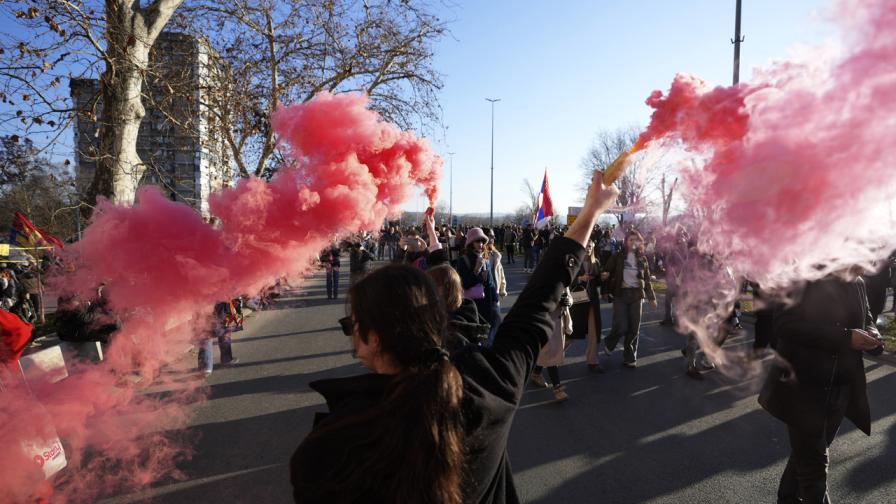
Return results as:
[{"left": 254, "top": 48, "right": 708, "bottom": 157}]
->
[
  {"left": 623, "top": 230, "right": 647, "bottom": 259},
  {"left": 309, "top": 265, "right": 465, "bottom": 504}
]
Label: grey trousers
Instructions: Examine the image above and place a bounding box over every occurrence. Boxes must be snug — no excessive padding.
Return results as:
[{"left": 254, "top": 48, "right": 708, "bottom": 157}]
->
[{"left": 604, "top": 288, "right": 643, "bottom": 364}]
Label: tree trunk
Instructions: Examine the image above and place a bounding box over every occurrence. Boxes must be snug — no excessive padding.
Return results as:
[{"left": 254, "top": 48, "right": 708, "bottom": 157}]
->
[{"left": 87, "top": 0, "right": 183, "bottom": 209}]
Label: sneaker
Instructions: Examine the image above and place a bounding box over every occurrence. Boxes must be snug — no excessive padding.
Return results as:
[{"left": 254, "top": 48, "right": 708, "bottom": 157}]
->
[
  {"left": 220, "top": 358, "right": 241, "bottom": 367},
  {"left": 588, "top": 364, "right": 605, "bottom": 374},
  {"left": 699, "top": 361, "right": 716, "bottom": 371},
  {"left": 201, "top": 370, "right": 213, "bottom": 377},
  {"left": 530, "top": 373, "right": 548, "bottom": 388},
  {"left": 602, "top": 344, "right": 612, "bottom": 356},
  {"left": 686, "top": 367, "right": 704, "bottom": 380},
  {"left": 552, "top": 387, "right": 569, "bottom": 402},
  {"left": 622, "top": 361, "right": 637, "bottom": 369}
]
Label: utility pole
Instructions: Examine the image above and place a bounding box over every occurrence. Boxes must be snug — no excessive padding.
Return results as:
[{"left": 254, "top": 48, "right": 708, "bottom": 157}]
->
[
  {"left": 731, "top": 0, "right": 744, "bottom": 85},
  {"left": 448, "top": 151, "right": 455, "bottom": 226},
  {"left": 485, "top": 98, "right": 500, "bottom": 227}
]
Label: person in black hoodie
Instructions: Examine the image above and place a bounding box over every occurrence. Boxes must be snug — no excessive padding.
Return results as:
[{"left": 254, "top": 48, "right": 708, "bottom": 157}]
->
[
  {"left": 289, "top": 171, "right": 618, "bottom": 504},
  {"left": 759, "top": 270, "right": 883, "bottom": 503},
  {"left": 427, "top": 264, "right": 491, "bottom": 349}
]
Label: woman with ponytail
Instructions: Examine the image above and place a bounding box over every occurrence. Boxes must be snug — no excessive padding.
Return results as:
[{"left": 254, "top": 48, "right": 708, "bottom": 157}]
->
[{"left": 290, "top": 171, "right": 619, "bottom": 503}]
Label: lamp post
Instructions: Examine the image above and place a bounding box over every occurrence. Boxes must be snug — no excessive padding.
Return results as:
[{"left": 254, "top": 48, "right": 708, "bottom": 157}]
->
[
  {"left": 731, "top": 0, "right": 744, "bottom": 85},
  {"left": 448, "top": 151, "right": 456, "bottom": 226},
  {"left": 485, "top": 98, "right": 500, "bottom": 227}
]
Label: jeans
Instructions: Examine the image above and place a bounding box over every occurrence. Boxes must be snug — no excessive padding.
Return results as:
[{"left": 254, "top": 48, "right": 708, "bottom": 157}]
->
[
  {"left": 487, "top": 302, "right": 502, "bottom": 346},
  {"left": 523, "top": 248, "right": 535, "bottom": 269},
  {"left": 505, "top": 244, "right": 515, "bottom": 264},
  {"left": 663, "top": 288, "right": 675, "bottom": 323},
  {"left": 777, "top": 386, "right": 849, "bottom": 504},
  {"left": 198, "top": 328, "right": 234, "bottom": 373},
  {"left": 325, "top": 268, "right": 339, "bottom": 299},
  {"left": 604, "top": 288, "right": 643, "bottom": 364}
]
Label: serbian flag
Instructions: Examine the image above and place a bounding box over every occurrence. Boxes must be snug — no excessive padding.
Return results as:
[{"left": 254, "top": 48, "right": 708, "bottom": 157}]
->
[
  {"left": 533, "top": 169, "right": 554, "bottom": 228},
  {"left": 10, "top": 212, "right": 63, "bottom": 250}
]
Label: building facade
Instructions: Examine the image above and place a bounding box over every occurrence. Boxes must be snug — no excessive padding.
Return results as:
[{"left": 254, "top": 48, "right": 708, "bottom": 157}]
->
[{"left": 70, "top": 32, "right": 231, "bottom": 217}]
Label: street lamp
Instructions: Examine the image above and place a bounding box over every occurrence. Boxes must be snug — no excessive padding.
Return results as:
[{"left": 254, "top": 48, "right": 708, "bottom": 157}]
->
[
  {"left": 448, "top": 151, "right": 456, "bottom": 226},
  {"left": 731, "top": 0, "right": 744, "bottom": 85},
  {"left": 485, "top": 97, "right": 500, "bottom": 227}
]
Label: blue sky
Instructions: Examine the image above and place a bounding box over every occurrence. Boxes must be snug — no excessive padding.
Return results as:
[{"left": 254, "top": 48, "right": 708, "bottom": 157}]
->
[{"left": 421, "top": 0, "right": 832, "bottom": 215}]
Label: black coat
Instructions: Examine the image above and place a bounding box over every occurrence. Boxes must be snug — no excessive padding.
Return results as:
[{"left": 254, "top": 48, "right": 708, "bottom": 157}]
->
[
  {"left": 758, "top": 277, "right": 876, "bottom": 435},
  {"left": 447, "top": 298, "right": 491, "bottom": 350},
  {"left": 290, "top": 237, "right": 586, "bottom": 503}
]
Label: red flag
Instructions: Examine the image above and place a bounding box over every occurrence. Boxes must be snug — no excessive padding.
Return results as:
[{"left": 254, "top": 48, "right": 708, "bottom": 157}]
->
[
  {"left": 0, "top": 309, "right": 33, "bottom": 363},
  {"left": 12, "top": 212, "right": 64, "bottom": 249}
]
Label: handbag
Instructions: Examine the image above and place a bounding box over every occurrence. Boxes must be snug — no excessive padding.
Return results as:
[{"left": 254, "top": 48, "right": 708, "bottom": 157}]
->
[
  {"left": 569, "top": 287, "right": 590, "bottom": 305},
  {"left": 464, "top": 283, "right": 486, "bottom": 300}
]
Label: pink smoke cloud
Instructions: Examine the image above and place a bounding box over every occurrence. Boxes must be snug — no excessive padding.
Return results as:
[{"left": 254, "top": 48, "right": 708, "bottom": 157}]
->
[
  {"left": 638, "top": 0, "right": 896, "bottom": 368},
  {"left": 0, "top": 91, "right": 441, "bottom": 501}
]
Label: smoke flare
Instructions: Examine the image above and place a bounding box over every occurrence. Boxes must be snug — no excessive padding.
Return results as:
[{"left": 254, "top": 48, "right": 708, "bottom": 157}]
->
[
  {"left": 637, "top": 0, "right": 896, "bottom": 371},
  {"left": 0, "top": 91, "right": 441, "bottom": 502}
]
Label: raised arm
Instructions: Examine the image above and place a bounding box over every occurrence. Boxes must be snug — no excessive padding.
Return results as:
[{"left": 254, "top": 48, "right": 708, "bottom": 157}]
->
[{"left": 487, "top": 171, "right": 618, "bottom": 395}]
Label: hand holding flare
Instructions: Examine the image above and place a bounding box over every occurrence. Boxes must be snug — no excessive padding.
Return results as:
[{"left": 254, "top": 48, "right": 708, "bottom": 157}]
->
[{"left": 602, "top": 140, "right": 645, "bottom": 185}]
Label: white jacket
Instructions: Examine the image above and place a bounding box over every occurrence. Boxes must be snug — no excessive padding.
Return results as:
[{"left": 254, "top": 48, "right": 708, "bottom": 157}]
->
[{"left": 490, "top": 251, "right": 507, "bottom": 297}]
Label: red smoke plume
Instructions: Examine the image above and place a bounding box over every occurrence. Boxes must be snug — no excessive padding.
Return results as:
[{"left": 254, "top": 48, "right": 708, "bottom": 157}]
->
[
  {"left": 0, "top": 91, "right": 441, "bottom": 501},
  {"left": 637, "top": 0, "right": 896, "bottom": 368}
]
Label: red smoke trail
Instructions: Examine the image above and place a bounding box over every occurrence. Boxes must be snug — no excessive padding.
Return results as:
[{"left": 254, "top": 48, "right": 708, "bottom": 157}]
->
[
  {"left": 634, "top": 0, "right": 896, "bottom": 369},
  {"left": 0, "top": 91, "right": 441, "bottom": 502}
]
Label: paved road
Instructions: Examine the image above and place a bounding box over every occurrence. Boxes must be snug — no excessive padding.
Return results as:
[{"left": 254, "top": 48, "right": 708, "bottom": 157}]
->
[{"left": 107, "top": 257, "right": 896, "bottom": 504}]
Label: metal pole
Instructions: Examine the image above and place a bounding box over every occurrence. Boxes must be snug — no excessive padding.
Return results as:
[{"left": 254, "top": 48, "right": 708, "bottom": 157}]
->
[
  {"left": 732, "top": 0, "right": 744, "bottom": 85},
  {"left": 486, "top": 98, "right": 500, "bottom": 227},
  {"left": 448, "top": 152, "right": 455, "bottom": 226}
]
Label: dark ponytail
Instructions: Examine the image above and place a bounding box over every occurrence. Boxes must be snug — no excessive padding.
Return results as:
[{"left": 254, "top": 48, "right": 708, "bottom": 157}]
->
[{"left": 306, "top": 265, "right": 465, "bottom": 504}]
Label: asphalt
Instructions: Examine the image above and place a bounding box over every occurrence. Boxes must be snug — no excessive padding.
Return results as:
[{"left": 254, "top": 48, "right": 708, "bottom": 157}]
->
[{"left": 104, "top": 256, "right": 896, "bottom": 504}]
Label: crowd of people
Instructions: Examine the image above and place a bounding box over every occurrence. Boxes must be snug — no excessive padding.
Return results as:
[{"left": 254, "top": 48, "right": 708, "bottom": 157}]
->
[{"left": 295, "top": 172, "right": 890, "bottom": 502}]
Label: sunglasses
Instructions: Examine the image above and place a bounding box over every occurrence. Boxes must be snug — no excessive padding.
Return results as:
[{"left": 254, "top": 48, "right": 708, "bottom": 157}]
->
[{"left": 338, "top": 316, "right": 353, "bottom": 336}]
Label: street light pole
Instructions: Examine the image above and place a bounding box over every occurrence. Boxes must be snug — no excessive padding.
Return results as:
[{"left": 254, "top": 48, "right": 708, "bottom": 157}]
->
[
  {"left": 731, "top": 0, "right": 744, "bottom": 85},
  {"left": 448, "top": 151, "right": 455, "bottom": 226},
  {"left": 485, "top": 98, "right": 500, "bottom": 227}
]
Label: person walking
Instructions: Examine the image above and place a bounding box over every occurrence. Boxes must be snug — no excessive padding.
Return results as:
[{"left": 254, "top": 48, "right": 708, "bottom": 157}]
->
[
  {"left": 198, "top": 301, "right": 240, "bottom": 376},
  {"left": 348, "top": 242, "right": 375, "bottom": 287},
  {"left": 601, "top": 231, "right": 657, "bottom": 368},
  {"left": 530, "top": 288, "right": 574, "bottom": 401},
  {"left": 521, "top": 224, "right": 535, "bottom": 273},
  {"left": 486, "top": 232, "right": 507, "bottom": 345},
  {"left": 504, "top": 226, "right": 518, "bottom": 265},
  {"left": 320, "top": 242, "right": 342, "bottom": 300},
  {"left": 759, "top": 271, "right": 883, "bottom": 503},
  {"left": 290, "top": 170, "right": 618, "bottom": 504},
  {"left": 454, "top": 228, "right": 500, "bottom": 335},
  {"left": 578, "top": 241, "right": 604, "bottom": 373}
]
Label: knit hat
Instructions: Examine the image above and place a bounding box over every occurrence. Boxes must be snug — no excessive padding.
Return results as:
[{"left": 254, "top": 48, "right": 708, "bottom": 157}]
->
[{"left": 465, "top": 227, "right": 488, "bottom": 244}]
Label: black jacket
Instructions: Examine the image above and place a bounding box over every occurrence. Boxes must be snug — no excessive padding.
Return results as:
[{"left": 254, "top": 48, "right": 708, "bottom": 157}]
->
[
  {"left": 348, "top": 248, "right": 374, "bottom": 273},
  {"left": 447, "top": 298, "right": 491, "bottom": 350},
  {"left": 290, "top": 237, "right": 585, "bottom": 503},
  {"left": 759, "top": 277, "right": 876, "bottom": 435}
]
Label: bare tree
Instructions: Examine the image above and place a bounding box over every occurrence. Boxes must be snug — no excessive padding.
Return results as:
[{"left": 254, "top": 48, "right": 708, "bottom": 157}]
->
[
  {"left": 0, "top": 135, "right": 79, "bottom": 241},
  {"left": 521, "top": 178, "right": 538, "bottom": 220},
  {"left": 660, "top": 172, "right": 678, "bottom": 227},
  {"left": 173, "top": 0, "right": 446, "bottom": 179},
  {"left": 1, "top": 0, "right": 185, "bottom": 210}
]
